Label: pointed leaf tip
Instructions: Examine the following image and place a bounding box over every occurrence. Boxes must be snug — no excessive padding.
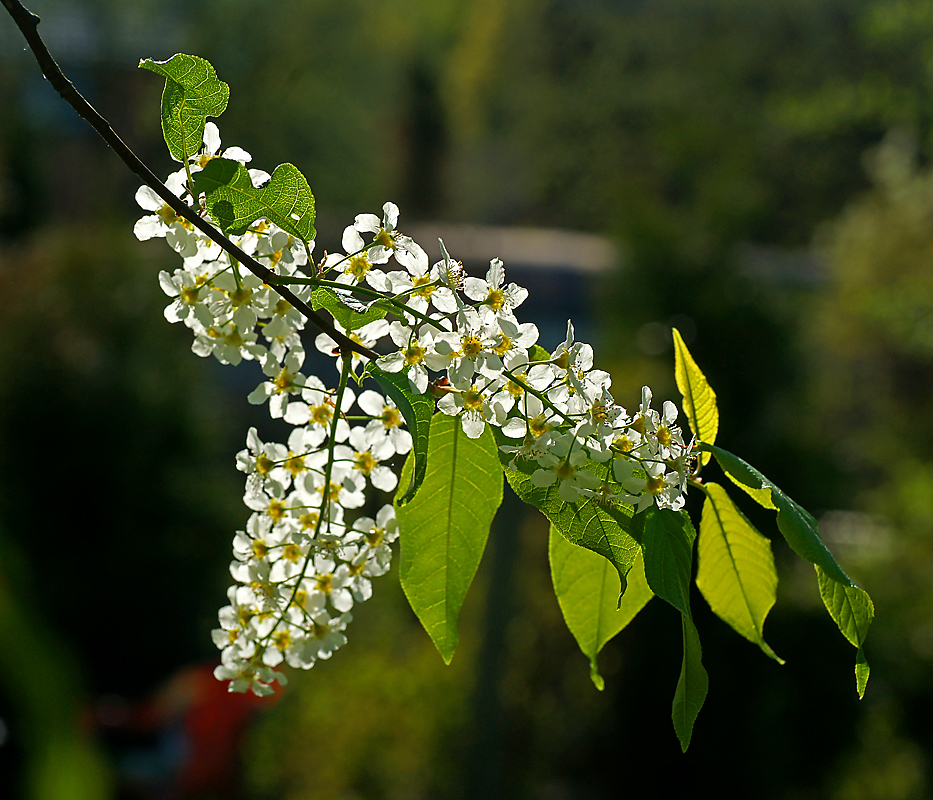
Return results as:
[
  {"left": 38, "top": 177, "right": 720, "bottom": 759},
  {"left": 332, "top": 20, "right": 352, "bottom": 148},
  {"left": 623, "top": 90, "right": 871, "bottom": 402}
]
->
[
  {"left": 856, "top": 647, "right": 870, "bottom": 699},
  {"left": 673, "top": 615, "right": 708, "bottom": 751},
  {"left": 396, "top": 413, "right": 502, "bottom": 663},
  {"left": 697, "top": 483, "right": 782, "bottom": 663},
  {"left": 550, "top": 526, "right": 652, "bottom": 687}
]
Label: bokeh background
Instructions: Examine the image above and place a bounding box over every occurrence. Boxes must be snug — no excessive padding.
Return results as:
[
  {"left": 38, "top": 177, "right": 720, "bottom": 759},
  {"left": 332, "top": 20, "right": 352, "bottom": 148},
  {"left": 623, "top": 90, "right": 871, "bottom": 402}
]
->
[{"left": 2, "top": 0, "right": 933, "bottom": 797}]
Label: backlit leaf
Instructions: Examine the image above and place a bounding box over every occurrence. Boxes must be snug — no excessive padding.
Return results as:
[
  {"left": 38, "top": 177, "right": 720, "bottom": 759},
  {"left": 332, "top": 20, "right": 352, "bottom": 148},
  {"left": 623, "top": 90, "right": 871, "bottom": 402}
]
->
[
  {"left": 395, "top": 413, "right": 503, "bottom": 663},
  {"left": 140, "top": 54, "right": 229, "bottom": 161},
  {"left": 816, "top": 565, "right": 874, "bottom": 648},
  {"left": 311, "top": 287, "right": 393, "bottom": 332},
  {"left": 672, "top": 328, "right": 718, "bottom": 465},
  {"left": 856, "top": 648, "right": 870, "bottom": 700},
  {"left": 192, "top": 158, "right": 316, "bottom": 241},
  {"left": 697, "top": 482, "right": 782, "bottom": 662},
  {"left": 704, "top": 444, "right": 872, "bottom": 694},
  {"left": 497, "top": 433, "right": 643, "bottom": 587},
  {"left": 549, "top": 525, "right": 652, "bottom": 689}
]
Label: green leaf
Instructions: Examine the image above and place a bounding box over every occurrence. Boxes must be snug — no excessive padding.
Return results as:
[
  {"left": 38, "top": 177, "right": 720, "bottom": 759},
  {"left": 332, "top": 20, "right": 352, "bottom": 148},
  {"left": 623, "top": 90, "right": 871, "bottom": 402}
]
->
[
  {"left": 366, "top": 363, "right": 433, "bottom": 505},
  {"left": 642, "top": 507, "right": 695, "bottom": 618},
  {"left": 816, "top": 565, "right": 874, "bottom": 648},
  {"left": 528, "top": 344, "right": 551, "bottom": 362},
  {"left": 697, "top": 482, "right": 783, "bottom": 662},
  {"left": 703, "top": 443, "right": 775, "bottom": 510},
  {"left": 191, "top": 158, "right": 316, "bottom": 241},
  {"left": 395, "top": 413, "right": 503, "bottom": 663},
  {"left": 311, "top": 287, "right": 392, "bottom": 332},
  {"left": 497, "top": 433, "right": 643, "bottom": 585},
  {"left": 673, "top": 615, "right": 708, "bottom": 752},
  {"left": 855, "top": 647, "right": 870, "bottom": 700},
  {"left": 642, "top": 508, "right": 708, "bottom": 749},
  {"left": 672, "top": 328, "right": 718, "bottom": 465},
  {"left": 549, "top": 525, "right": 653, "bottom": 689},
  {"left": 704, "top": 444, "right": 851, "bottom": 585},
  {"left": 704, "top": 445, "right": 873, "bottom": 693},
  {"left": 140, "top": 54, "right": 229, "bottom": 161}
]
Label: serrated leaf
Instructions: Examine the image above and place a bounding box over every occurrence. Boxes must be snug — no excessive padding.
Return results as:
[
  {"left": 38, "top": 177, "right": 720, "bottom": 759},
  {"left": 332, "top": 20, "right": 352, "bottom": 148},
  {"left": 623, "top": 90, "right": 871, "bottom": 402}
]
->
[
  {"left": 855, "top": 647, "right": 870, "bottom": 699},
  {"left": 496, "top": 433, "right": 643, "bottom": 585},
  {"left": 140, "top": 54, "right": 229, "bottom": 161},
  {"left": 643, "top": 507, "right": 696, "bottom": 618},
  {"left": 311, "top": 287, "right": 392, "bottom": 332},
  {"left": 366, "top": 363, "right": 433, "bottom": 505},
  {"left": 816, "top": 565, "right": 874, "bottom": 648},
  {"left": 672, "top": 328, "right": 718, "bottom": 465},
  {"left": 191, "top": 158, "right": 316, "bottom": 241},
  {"left": 673, "top": 615, "right": 708, "bottom": 752},
  {"left": 549, "top": 525, "right": 653, "bottom": 689},
  {"left": 697, "top": 482, "right": 782, "bottom": 662},
  {"left": 704, "top": 444, "right": 851, "bottom": 585},
  {"left": 395, "top": 413, "right": 503, "bottom": 663}
]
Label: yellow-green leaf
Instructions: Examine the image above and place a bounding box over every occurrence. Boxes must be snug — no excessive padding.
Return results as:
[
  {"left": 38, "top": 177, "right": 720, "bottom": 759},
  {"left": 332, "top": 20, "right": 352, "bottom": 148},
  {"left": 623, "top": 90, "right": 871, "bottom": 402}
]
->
[
  {"left": 549, "top": 525, "right": 652, "bottom": 689},
  {"left": 855, "top": 647, "right": 870, "bottom": 700},
  {"left": 697, "top": 483, "right": 782, "bottom": 663},
  {"left": 816, "top": 565, "right": 874, "bottom": 648},
  {"left": 672, "top": 328, "right": 718, "bottom": 465}
]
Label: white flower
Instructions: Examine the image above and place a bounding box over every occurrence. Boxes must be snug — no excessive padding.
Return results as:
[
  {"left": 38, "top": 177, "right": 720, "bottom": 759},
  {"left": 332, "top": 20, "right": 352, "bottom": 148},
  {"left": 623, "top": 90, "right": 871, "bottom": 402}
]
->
[
  {"left": 352, "top": 201, "right": 428, "bottom": 275},
  {"left": 463, "top": 258, "right": 528, "bottom": 322}
]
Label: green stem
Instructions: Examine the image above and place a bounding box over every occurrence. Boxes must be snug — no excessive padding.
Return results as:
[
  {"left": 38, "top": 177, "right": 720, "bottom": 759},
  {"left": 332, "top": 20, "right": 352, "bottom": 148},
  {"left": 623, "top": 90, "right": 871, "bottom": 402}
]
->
[{"left": 262, "top": 352, "right": 354, "bottom": 644}]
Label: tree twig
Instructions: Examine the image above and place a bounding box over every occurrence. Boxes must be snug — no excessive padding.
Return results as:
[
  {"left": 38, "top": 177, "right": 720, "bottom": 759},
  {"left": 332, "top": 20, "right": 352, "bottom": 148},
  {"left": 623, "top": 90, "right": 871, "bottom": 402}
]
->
[{"left": 0, "top": 0, "right": 378, "bottom": 361}]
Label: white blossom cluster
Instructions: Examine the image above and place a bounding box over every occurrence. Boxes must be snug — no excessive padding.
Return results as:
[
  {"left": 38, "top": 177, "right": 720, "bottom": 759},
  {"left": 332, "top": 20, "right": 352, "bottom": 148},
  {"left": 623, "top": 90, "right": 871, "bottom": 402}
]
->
[{"left": 135, "top": 124, "right": 695, "bottom": 695}]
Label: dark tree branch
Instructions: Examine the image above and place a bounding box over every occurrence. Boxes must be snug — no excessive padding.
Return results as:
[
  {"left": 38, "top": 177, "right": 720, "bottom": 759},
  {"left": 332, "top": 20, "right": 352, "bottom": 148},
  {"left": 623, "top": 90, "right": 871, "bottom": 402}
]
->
[{"left": 0, "top": 0, "right": 378, "bottom": 361}]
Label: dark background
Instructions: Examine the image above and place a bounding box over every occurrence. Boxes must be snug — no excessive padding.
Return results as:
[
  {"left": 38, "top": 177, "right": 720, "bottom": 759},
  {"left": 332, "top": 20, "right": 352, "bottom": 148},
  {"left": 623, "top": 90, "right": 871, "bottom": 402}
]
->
[{"left": 1, "top": 0, "right": 932, "bottom": 797}]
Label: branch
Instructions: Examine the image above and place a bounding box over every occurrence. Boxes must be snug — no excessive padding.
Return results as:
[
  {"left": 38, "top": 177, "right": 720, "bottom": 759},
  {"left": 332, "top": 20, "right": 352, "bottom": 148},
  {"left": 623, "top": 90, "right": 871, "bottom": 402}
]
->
[{"left": 0, "top": 0, "right": 378, "bottom": 361}]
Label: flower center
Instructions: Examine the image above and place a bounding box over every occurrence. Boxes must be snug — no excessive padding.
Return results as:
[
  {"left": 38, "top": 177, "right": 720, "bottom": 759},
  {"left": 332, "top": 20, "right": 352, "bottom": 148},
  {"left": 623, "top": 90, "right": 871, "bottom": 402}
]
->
[
  {"left": 463, "top": 386, "right": 484, "bottom": 412},
  {"left": 461, "top": 335, "right": 483, "bottom": 358},
  {"left": 404, "top": 342, "right": 425, "bottom": 365}
]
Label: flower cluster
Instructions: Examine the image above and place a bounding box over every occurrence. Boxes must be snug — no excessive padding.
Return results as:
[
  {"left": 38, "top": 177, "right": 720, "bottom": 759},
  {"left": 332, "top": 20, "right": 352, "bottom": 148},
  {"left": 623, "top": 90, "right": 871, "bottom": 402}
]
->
[{"left": 136, "top": 124, "right": 695, "bottom": 695}]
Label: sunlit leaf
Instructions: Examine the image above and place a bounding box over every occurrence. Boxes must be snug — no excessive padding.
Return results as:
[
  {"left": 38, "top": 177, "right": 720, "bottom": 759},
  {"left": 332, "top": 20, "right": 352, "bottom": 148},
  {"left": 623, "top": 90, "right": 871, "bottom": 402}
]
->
[
  {"left": 855, "top": 647, "right": 870, "bottom": 700},
  {"left": 672, "top": 328, "right": 718, "bottom": 465},
  {"left": 367, "top": 363, "right": 433, "bottom": 505},
  {"left": 697, "top": 482, "right": 782, "bottom": 662},
  {"left": 140, "top": 54, "right": 229, "bottom": 161},
  {"left": 703, "top": 444, "right": 872, "bottom": 693},
  {"left": 192, "top": 158, "right": 316, "bottom": 241},
  {"left": 395, "top": 413, "right": 503, "bottom": 663},
  {"left": 816, "top": 565, "right": 874, "bottom": 648},
  {"left": 310, "top": 287, "right": 393, "bottom": 332},
  {"left": 497, "top": 432, "right": 643, "bottom": 586},
  {"left": 673, "top": 615, "right": 708, "bottom": 752},
  {"left": 549, "top": 525, "right": 653, "bottom": 690}
]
